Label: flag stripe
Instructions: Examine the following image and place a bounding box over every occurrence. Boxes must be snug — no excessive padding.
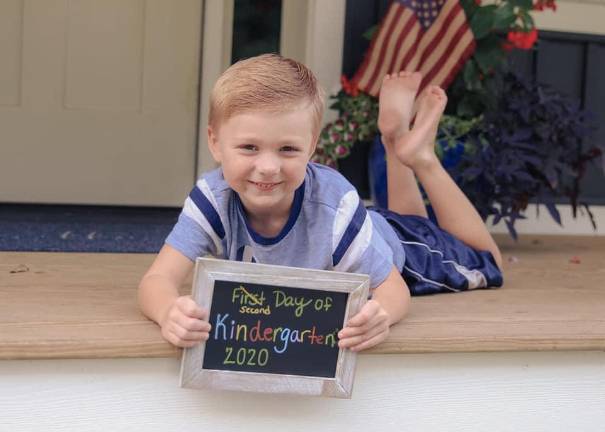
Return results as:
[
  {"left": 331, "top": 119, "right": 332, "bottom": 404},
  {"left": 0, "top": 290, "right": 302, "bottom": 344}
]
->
[
  {"left": 368, "top": 12, "right": 419, "bottom": 95},
  {"left": 428, "top": 28, "right": 475, "bottom": 88},
  {"left": 439, "top": 37, "right": 476, "bottom": 90},
  {"left": 407, "top": 0, "right": 458, "bottom": 72},
  {"left": 364, "top": 5, "right": 406, "bottom": 92},
  {"left": 396, "top": 26, "right": 423, "bottom": 82},
  {"left": 352, "top": 0, "right": 476, "bottom": 96},
  {"left": 355, "top": 5, "right": 400, "bottom": 90},
  {"left": 385, "top": 10, "right": 416, "bottom": 75},
  {"left": 416, "top": 1, "right": 461, "bottom": 71},
  {"left": 390, "top": 20, "right": 421, "bottom": 76},
  {"left": 419, "top": 11, "right": 468, "bottom": 88}
]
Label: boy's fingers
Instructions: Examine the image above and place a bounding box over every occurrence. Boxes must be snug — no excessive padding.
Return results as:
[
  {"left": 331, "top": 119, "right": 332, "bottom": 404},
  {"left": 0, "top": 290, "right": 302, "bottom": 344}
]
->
[
  {"left": 345, "top": 301, "right": 379, "bottom": 327},
  {"left": 338, "top": 321, "right": 389, "bottom": 349},
  {"left": 176, "top": 314, "right": 212, "bottom": 333},
  {"left": 169, "top": 322, "right": 210, "bottom": 343},
  {"left": 349, "top": 331, "right": 389, "bottom": 352},
  {"left": 338, "top": 315, "right": 380, "bottom": 339},
  {"left": 167, "top": 332, "right": 203, "bottom": 348},
  {"left": 177, "top": 296, "right": 208, "bottom": 319},
  {"left": 340, "top": 305, "right": 387, "bottom": 338}
]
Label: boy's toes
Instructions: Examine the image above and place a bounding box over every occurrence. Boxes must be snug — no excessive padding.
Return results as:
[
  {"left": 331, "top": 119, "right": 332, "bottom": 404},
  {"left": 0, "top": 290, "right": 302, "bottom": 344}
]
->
[{"left": 429, "top": 85, "right": 446, "bottom": 97}]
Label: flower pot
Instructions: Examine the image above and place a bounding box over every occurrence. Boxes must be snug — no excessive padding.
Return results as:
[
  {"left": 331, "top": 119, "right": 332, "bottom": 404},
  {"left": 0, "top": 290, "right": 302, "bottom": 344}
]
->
[
  {"left": 368, "top": 135, "right": 466, "bottom": 210},
  {"left": 337, "top": 140, "right": 372, "bottom": 199}
]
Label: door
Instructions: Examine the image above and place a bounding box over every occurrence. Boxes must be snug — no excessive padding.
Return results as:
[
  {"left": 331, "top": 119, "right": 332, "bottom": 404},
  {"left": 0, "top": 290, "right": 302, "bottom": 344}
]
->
[{"left": 0, "top": 0, "right": 202, "bottom": 206}]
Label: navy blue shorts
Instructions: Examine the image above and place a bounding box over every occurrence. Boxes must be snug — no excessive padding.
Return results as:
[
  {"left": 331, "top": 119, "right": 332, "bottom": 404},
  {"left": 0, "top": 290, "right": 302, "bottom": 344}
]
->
[{"left": 370, "top": 207, "right": 503, "bottom": 296}]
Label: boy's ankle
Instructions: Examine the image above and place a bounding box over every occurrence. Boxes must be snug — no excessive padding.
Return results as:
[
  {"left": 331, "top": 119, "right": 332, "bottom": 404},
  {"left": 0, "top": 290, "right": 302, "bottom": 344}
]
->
[
  {"left": 408, "top": 152, "right": 441, "bottom": 175},
  {"left": 381, "top": 135, "right": 398, "bottom": 153}
]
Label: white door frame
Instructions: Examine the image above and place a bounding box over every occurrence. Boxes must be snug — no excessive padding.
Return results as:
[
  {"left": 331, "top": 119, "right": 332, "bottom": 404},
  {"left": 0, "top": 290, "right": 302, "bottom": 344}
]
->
[{"left": 196, "top": 0, "right": 346, "bottom": 177}]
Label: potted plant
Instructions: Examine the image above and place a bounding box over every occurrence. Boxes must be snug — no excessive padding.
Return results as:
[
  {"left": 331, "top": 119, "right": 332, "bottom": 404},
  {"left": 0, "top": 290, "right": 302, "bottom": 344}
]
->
[{"left": 314, "top": 0, "right": 603, "bottom": 238}]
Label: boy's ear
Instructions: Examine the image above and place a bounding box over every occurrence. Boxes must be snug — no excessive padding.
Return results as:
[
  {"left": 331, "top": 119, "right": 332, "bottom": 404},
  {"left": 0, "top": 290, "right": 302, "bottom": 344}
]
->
[
  {"left": 308, "top": 135, "right": 319, "bottom": 158},
  {"left": 207, "top": 125, "right": 222, "bottom": 163}
]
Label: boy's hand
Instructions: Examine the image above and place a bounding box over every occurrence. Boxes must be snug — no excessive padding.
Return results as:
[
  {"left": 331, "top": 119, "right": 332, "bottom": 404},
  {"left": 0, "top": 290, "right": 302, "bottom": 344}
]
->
[
  {"left": 337, "top": 299, "right": 390, "bottom": 352},
  {"left": 159, "top": 295, "right": 212, "bottom": 348}
]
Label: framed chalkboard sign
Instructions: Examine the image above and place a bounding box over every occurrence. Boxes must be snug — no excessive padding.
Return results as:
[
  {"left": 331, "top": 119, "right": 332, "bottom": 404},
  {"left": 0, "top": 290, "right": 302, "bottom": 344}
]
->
[{"left": 179, "top": 258, "right": 370, "bottom": 398}]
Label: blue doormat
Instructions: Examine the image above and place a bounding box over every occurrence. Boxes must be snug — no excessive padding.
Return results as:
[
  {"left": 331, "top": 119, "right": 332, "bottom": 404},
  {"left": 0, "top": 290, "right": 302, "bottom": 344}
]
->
[{"left": 0, "top": 204, "right": 179, "bottom": 253}]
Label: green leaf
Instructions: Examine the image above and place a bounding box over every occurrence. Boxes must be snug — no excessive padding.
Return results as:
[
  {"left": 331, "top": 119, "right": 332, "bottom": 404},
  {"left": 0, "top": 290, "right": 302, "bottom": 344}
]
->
[
  {"left": 460, "top": 0, "right": 478, "bottom": 18},
  {"left": 435, "top": 141, "right": 444, "bottom": 160},
  {"left": 474, "top": 35, "right": 505, "bottom": 73},
  {"left": 510, "top": 0, "right": 533, "bottom": 9},
  {"left": 463, "top": 59, "right": 482, "bottom": 91},
  {"left": 519, "top": 10, "right": 535, "bottom": 31},
  {"left": 457, "top": 94, "right": 480, "bottom": 118},
  {"left": 492, "top": 3, "right": 516, "bottom": 30},
  {"left": 362, "top": 25, "right": 377, "bottom": 41},
  {"left": 470, "top": 5, "right": 497, "bottom": 39}
]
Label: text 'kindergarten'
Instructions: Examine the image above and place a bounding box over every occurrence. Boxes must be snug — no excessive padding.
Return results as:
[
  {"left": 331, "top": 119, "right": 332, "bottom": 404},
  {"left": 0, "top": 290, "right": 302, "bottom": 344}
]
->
[{"left": 212, "top": 284, "right": 341, "bottom": 354}]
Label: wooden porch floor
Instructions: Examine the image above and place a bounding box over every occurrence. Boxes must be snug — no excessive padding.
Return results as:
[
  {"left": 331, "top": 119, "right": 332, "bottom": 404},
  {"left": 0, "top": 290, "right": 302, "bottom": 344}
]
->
[{"left": 1, "top": 235, "right": 603, "bottom": 359}]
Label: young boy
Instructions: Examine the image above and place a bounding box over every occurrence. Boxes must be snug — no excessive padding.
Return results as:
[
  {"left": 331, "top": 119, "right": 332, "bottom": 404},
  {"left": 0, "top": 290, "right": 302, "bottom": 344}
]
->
[{"left": 138, "top": 54, "right": 502, "bottom": 353}]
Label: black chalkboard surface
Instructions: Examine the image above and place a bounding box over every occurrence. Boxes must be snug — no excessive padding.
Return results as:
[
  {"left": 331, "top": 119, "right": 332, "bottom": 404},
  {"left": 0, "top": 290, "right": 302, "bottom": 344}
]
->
[
  {"left": 180, "top": 258, "right": 370, "bottom": 398},
  {"left": 203, "top": 280, "right": 349, "bottom": 378}
]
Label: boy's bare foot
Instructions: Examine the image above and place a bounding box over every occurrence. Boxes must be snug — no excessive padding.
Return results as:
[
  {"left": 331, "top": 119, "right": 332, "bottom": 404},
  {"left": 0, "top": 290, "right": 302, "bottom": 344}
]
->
[
  {"left": 393, "top": 85, "right": 447, "bottom": 170},
  {"left": 377, "top": 71, "right": 422, "bottom": 148}
]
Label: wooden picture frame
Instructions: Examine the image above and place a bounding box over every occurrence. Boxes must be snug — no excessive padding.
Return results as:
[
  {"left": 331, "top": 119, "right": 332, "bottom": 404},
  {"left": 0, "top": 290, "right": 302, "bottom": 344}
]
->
[{"left": 180, "top": 258, "right": 370, "bottom": 398}]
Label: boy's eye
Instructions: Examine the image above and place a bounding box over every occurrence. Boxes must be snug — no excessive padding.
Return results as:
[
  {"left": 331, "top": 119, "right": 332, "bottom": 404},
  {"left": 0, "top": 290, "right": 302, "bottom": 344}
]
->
[
  {"left": 239, "top": 144, "right": 257, "bottom": 151},
  {"left": 280, "top": 146, "right": 299, "bottom": 153}
]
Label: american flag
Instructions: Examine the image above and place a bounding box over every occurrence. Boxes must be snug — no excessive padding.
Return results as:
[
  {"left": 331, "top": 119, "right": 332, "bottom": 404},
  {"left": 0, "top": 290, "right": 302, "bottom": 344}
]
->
[{"left": 351, "top": 0, "right": 476, "bottom": 96}]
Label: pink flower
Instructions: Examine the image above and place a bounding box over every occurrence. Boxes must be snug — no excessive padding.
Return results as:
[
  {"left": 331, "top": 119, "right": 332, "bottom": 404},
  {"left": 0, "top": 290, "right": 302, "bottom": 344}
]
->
[{"left": 335, "top": 145, "right": 349, "bottom": 156}]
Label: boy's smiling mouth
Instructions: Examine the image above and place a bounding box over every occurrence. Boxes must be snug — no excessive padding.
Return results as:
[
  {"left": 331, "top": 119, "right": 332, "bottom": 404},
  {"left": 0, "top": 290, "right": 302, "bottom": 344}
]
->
[{"left": 249, "top": 181, "right": 282, "bottom": 191}]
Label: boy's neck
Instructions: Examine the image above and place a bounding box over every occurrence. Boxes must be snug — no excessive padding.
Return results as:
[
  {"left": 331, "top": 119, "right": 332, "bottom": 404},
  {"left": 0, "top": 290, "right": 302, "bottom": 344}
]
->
[
  {"left": 236, "top": 182, "right": 305, "bottom": 241},
  {"left": 248, "top": 212, "right": 289, "bottom": 238}
]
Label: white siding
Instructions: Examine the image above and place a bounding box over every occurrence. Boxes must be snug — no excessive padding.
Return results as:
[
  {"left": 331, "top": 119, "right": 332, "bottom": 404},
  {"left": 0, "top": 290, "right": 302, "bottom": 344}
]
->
[{"left": 2, "top": 352, "right": 604, "bottom": 431}]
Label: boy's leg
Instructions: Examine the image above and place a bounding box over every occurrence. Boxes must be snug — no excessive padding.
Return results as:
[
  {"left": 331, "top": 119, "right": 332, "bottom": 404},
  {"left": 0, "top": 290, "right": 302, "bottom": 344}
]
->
[
  {"left": 377, "top": 72, "right": 427, "bottom": 217},
  {"left": 392, "top": 86, "right": 503, "bottom": 268}
]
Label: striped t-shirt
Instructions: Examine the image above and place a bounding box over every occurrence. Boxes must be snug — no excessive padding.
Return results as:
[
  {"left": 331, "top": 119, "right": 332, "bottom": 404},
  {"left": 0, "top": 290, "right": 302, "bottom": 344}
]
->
[{"left": 165, "top": 162, "right": 405, "bottom": 288}]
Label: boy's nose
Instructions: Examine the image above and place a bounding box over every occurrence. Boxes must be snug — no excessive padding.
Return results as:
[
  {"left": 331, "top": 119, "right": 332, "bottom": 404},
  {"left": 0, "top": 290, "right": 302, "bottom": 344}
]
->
[{"left": 255, "top": 152, "right": 281, "bottom": 176}]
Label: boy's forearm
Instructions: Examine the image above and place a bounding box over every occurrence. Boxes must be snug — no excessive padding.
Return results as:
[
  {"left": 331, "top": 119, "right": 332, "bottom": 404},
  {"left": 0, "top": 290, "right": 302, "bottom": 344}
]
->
[
  {"left": 371, "top": 267, "right": 411, "bottom": 326},
  {"left": 138, "top": 274, "right": 180, "bottom": 325}
]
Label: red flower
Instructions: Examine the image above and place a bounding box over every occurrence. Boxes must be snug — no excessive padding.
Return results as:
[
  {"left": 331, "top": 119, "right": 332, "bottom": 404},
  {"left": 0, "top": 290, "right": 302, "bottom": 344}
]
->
[
  {"left": 340, "top": 75, "right": 359, "bottom": 97},
  {"left": 507, "top": 28, "right": 538, "bottom": 50},
  {"left": 533, "top": 0, "right": 557, "bottom": 11},
  {"left": 501, "top": 41, "right": 514, "bottom": 52}
]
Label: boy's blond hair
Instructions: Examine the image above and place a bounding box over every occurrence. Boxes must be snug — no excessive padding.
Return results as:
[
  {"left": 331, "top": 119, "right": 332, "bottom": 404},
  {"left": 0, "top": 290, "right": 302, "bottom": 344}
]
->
[{"left": 209, "top": 54, "right": 325, "bottom": 139}]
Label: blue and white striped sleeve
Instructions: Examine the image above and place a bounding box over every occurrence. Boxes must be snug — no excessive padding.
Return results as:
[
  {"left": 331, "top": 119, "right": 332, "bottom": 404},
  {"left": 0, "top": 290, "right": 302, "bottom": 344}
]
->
[
  {"left": 331, "top": 190, "right": 394, "bottom": 288},
  {"left": 165, "top": 178, "right": 227, "bottom": 261}
]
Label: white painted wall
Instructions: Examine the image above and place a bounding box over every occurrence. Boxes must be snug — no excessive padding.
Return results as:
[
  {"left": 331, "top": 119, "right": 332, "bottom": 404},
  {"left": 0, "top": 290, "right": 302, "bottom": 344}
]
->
[
  {"left": 2, "top": 352, "right": 604, "bottom": 431},
  {"left": 489, "top": 205, "right": 605, "bottom": 236},
  {"left": 532, "top": 0, "right": 605, "bottom": 36}
]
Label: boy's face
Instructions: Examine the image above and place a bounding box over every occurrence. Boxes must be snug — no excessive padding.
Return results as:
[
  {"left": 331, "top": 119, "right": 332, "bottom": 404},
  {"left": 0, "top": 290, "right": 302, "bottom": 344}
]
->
[{"left": 208, "top": 105, "right": 317, "bottom": 218}]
